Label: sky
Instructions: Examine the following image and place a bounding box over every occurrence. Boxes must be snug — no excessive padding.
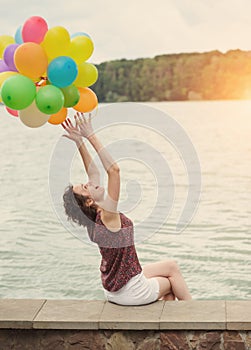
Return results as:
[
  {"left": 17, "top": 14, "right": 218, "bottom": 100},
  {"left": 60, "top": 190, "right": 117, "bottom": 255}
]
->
[{"left": 1, "top": 0, "right": 251, "bottom": 63}]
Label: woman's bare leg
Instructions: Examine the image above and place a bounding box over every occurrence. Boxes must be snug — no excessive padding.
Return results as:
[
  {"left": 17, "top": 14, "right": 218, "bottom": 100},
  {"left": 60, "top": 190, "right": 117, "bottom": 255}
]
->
[
  {"left": 143, "top": 260, "right": 192, "bottom": 300},
  {"left": 161, "top": 291, "right": 176, "bottom": 301}
]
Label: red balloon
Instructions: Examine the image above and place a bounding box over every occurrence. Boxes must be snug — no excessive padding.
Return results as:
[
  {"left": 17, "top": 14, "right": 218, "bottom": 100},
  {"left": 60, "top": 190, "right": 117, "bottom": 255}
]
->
[
  {"left": 22, "top": 16, "right": 48, "bottom": 44},
  {"left": 6, "top": 107, "right": 19, "bottom": 117}
]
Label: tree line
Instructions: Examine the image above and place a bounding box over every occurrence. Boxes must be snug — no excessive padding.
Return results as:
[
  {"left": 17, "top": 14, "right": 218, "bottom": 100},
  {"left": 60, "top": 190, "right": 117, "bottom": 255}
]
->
[{"left": 92, "top": 50, "right": 251, "bottom": 102}]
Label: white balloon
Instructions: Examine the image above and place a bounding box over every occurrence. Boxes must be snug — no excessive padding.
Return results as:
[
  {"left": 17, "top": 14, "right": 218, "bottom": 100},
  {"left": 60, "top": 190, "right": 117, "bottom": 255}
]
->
[{"left": 19, "top": 100, "right": 50, "bottom": 128}]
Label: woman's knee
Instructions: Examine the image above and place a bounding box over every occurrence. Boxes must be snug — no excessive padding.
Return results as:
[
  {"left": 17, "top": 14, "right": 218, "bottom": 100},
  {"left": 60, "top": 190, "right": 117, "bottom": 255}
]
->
[
  {"left": 165, "top": 259, "right": 180, "bottom": 274},
  {"left": 161, "top": 292, "right": 176, "bottom": 301},
  {"left": 156, "top": 276, "right": 171, "bottom": 298}
]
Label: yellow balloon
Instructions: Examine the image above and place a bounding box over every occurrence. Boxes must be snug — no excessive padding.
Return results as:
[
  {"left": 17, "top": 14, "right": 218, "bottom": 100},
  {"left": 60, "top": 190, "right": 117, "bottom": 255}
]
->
[
  {"left": 41, "top": 26, "right": 70, "bottom": 59},
  {"left": 0, "top": 35, "right": 15, "bottom": 58},
  {"left": 0, "top": 71, "right": 18, "bottom": 102},
  {"left": 74, "top": 62, "right": 98, "bottom": 87},
  {"left": 19, "top": 100, "right": 50, "bottom": 128},
  {"left": 0, "top": 71, "right": 18, "bottom": 87},
  {"left": 69, "top": 36, "right": 94, "bottom": 63}
]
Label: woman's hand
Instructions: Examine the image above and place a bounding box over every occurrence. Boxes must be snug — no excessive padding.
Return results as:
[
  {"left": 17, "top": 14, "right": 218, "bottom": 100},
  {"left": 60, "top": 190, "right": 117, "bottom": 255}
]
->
[
  {"left": 75, "top": 112, "right": 94, "bottom": 139},
  {"left": 61, "top": 117, "right": 82, "bottom": 144}
]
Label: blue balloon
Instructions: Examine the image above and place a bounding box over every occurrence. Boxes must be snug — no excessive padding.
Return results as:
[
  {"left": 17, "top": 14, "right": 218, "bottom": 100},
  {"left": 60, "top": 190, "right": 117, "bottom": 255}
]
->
[
  {"left": 47, "top": 56, "right": 78, "bottom": 88},
  {"left": 15, "top": 26, "right": 23, "bottom": 44},
  {"left": 71, "top": 32, "right": 91, "bottom": 40}
]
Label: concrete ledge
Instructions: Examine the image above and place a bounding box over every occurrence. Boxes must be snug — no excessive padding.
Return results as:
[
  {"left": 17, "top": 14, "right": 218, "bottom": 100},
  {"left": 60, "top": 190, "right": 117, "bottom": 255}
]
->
[
  {"left": 99, "top": 300, "right": 164, "bottom": 330},
  {"left": 226, "top": 300, "right": 251, "bottom": 330},
  {"left": 0, "top": 299, "right": 250, "bottom": 330},
  {"left": 34, "top": 300, "right": 105, "bottom": 330},
  {"left": 160, "top": 300, "right": 226, "bottom": 330},
  {"left": 0, "top": 300, "right": 251, "bottom": 349},
  {"left": 0, "top": 299, "right": 46, "bottom": 329}
]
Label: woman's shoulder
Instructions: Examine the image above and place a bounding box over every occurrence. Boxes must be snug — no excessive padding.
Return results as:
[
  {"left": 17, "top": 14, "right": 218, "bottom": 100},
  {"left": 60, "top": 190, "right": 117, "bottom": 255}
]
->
[
  {"left": 95, "top": 210, "right": 133, "bottom": 229},
  {"left": 119, "top": 212, "right": 133, "bottom": 225},
  {"left": 96, "top": 210, "right": 123, "bottom": 219}
]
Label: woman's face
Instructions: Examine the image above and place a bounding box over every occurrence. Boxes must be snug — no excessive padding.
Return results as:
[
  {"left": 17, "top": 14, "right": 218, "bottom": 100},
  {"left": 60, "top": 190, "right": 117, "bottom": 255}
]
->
[{"left": 73, "top": 182, "right": 105, "bottom": 202}]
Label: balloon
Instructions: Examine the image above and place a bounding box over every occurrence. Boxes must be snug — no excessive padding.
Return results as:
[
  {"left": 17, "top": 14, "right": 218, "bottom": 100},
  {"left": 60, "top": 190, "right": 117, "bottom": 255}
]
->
[
  {"left": 74, "top": 62, "right": 98, "bottom": 88},
  {"left": 19, "top": 100, "right": 49, "bottom": 128},
  {"left": 0, "top": 16, "right": 98, "bottom": 127},
  {"left": 14, "top": 42, "right": 48, "bottom": 80},
  {"left": 69, "top": 36, "right": 94, "bottom": 64},
  {"left": 48, "top": 107, "right": 67, "bottom": 125},
  {"left": 1, "top": 74, "right": 36, "bottom": 110},
  {"left": 0, "top": 71, "right": 18, "bottom": 87},
  {"left": 14, "top": 26, "right": 23, "bottom": 44},
  {"left": 60, "top": 85, "right": 80, "bottom": 107},
  {"left": 41, "top": 26, "right": 70, "bottom": 59},
  {"left": 3, "top": 44, "right": 19, "bottom": 71},
  {"left": 0, "top": 35, "right": 15, "bottom": 58},
  {"left": 0, "top": 60, "right": 10, "bottom": 73},
  {"left": 71, "top": 32, "right": 91, "bottom": 39},
  {"left": 35, "top": 85, "right": 64, "bottom": 114},
  {"left": 0, "top": 71, "right": 18, "bottom": 103},
  {"left": 0, "top": 71, "right": 18, "bottom": 102},
  {"left": 73, "top": 87, "right": 98, "bottom": 112},
  {"left": 47, "top": 56, "right": 78, "bottom": 88},
  {"left": 22, "top": 16, "right": 48, "bottom": 44},
  {"left": 6, "top": 106, "right": 19, "bottom": 117}
]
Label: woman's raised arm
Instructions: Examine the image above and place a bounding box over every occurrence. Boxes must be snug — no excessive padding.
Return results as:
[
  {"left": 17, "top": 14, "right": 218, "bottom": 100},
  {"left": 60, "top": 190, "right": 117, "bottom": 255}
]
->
[
  {"left": 61, "top": 114, "right": 100, "bottom": 185},
  {"left": 77, "top": 113, "right": 120, "bottom": 214}
]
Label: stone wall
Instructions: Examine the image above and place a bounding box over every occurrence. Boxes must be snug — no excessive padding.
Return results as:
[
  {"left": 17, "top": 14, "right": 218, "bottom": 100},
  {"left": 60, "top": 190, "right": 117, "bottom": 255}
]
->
[
  {"left": 0, "top": 299, "right": 250, "bottom": 350},
  {"left": 0, "top": 329, "right": 251, "bottom": 349}
]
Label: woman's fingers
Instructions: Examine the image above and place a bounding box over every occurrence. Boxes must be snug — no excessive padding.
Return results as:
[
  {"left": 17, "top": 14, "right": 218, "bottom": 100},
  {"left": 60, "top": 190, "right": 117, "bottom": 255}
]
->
[
  {"left": 61, "top": 120, "right": 71, "bottom": 133},
  {"left": 79, "top": 112, "right": 85, "bottom": 124},
  {"left": 64, "top": 118, "right": 71, "bottom": 128},
  {"left": 71, "top": 112, "right": 93, "bottom": 134},
  {"left": 67, "top": 119, "right": 74, "bottom": 128},
  {"left": 73, "top": 115, "right": 78, "bottom": 128},
  {"left": 78, "top": 114, "right": 88, "bottom": 128},
  {"left": 75, "top": 112, "right": 82, "bottom": 125}
]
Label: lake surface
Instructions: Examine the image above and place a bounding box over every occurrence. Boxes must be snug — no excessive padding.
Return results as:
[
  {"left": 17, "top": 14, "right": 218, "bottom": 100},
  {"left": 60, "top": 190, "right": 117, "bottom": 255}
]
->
[{"left": 0, "top": 100, "right": 250, "bottom": 300}]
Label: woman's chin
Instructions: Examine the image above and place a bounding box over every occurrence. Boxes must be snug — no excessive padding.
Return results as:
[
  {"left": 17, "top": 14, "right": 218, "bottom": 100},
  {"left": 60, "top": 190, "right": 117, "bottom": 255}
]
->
[{"left": 94, "top": 191, "right": 105, "bottom": 202}]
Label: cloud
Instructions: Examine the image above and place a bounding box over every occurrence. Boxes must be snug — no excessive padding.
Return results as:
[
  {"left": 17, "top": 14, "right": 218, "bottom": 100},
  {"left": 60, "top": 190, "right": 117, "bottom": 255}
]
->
[{"left": 1, "top": 0, "right": 251, "bottom": 63}]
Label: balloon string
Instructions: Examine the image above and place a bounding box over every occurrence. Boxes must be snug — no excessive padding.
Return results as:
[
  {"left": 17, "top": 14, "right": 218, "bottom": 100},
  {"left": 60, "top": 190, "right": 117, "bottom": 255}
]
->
[{"left": 36, "top": 76, "right": 48, "bottom": 87}]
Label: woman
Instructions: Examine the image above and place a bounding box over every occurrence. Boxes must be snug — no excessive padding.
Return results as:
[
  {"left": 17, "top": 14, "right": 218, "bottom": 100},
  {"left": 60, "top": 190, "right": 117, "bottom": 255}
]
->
[{"left": 62, "top": 112, "right": 192, "bottom": 306}]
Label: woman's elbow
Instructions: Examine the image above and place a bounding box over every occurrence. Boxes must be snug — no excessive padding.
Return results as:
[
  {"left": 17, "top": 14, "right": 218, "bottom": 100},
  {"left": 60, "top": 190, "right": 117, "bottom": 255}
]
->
[{"left": 108, "top": 164, "right": 120, "bottom": 173}]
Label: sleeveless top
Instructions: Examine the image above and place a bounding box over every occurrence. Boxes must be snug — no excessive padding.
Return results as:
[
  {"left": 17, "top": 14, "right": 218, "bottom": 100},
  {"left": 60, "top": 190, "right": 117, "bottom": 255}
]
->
[{"left": 89, "top": 211, "right": 142, "bottom": 292}]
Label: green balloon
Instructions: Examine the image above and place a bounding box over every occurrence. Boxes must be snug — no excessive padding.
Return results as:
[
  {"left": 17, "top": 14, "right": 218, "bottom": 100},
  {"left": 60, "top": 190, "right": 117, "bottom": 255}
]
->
[
  {"left": 35, "top": 85, "right": 64, "bottom": 114},
  {"left": 60, "top": 85, "right": 80, "bottom": 107},
  {"left": 1, "top": 75, "right": 36, "bottom": 110}
]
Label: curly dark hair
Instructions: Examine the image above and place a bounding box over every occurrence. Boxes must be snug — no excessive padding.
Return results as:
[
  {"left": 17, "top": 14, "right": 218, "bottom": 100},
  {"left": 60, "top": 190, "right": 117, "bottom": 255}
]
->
[{"left": 63, "top": 185, "right": 98, "bottom": 231}]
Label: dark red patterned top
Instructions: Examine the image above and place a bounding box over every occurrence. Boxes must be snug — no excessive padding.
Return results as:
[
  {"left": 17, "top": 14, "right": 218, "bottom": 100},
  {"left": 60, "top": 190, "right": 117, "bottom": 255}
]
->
[{"left": 91, "top": 211, "right": 142, "bottom": 292}]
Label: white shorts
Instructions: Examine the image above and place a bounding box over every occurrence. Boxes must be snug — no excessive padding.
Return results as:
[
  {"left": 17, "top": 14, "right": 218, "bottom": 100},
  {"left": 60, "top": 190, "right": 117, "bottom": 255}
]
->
[{"left": 103, "top": 272, "right": 160, "bottom": 306}]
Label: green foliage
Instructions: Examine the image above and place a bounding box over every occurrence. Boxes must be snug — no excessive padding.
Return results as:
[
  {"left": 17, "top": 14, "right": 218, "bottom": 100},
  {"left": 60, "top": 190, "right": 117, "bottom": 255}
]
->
[{"left": 92, "top": 50, "right": 251, "bottom": 101}]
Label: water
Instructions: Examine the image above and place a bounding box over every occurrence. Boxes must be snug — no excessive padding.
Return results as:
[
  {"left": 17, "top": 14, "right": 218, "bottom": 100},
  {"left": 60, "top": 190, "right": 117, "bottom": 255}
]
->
[{"left": 0, "top": 101, "right": 250, "bottom": 300}]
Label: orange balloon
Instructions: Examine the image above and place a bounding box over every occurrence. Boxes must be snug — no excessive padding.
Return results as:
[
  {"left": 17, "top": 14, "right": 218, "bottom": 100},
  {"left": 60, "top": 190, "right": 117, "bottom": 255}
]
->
[
  {"left": 73, "top": 87, "right": 98, "bottom": 112},
  {"left": 14, "top": 42, "right": 48, "bottom": 80},
  {"left": 48, "top": 107, "right": 67, "bottom": 125}
]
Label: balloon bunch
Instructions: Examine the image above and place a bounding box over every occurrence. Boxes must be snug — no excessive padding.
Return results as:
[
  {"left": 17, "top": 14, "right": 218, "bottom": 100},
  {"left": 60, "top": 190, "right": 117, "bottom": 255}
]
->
[{"left": 0, "top": 16, "right": 98, "bottom": 127}]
